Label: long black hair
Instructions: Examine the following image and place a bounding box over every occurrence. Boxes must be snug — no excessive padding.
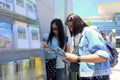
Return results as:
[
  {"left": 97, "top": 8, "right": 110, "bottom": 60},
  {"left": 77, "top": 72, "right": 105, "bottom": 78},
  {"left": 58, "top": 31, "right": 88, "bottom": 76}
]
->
[{"left": 47, "top": 18, "right": 65, "bottom": 49}]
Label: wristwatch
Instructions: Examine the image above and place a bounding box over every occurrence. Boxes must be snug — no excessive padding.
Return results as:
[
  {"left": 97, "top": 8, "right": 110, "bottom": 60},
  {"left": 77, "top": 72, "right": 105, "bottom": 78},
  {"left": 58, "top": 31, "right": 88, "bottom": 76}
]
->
[{"left": 77, "top": 56, "right": 81, "bottom": 62}]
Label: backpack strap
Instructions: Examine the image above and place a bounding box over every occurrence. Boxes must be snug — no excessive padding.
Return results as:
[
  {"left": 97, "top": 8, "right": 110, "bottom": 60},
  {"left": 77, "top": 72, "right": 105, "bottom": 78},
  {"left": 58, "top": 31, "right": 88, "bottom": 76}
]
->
[{"left": 64, "top": 36, "right": 68, "bottom": 52}]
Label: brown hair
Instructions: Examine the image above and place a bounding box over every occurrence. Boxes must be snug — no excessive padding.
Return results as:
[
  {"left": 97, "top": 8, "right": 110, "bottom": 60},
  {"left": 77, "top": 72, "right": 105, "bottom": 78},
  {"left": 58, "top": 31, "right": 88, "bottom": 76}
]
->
[{"left": 65, "top": 13, "right": 88, "bottom": 36}]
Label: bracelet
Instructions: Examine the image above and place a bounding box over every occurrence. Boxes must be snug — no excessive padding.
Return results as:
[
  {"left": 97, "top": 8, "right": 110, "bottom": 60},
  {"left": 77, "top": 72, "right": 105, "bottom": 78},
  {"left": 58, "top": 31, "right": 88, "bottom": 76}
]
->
[{"left": 77, "top": 56, "right": 81, "bottom": 62}]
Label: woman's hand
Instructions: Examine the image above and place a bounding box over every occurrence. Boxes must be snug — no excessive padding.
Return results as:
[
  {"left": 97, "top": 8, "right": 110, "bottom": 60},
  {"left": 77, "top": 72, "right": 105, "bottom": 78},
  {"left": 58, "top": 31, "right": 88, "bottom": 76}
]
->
[
  {"left": 43, "top": 41, "right": 48, "bottom": 48},
  {"left": 65, "top": 53, "right": 78, "bottom": 62},
  {"left": 65, "top": 53, "right": 107, "bottom": 63}
]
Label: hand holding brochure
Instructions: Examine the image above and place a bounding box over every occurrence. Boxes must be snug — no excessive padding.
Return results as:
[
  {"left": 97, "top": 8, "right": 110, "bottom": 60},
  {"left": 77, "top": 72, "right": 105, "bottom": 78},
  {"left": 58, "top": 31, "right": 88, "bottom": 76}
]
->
[
  {"left": 50, "top": 47, "right": 64, "bottom": 55},
  {"left": 49, "top": 47, "right": 67, "bottom": 61}
]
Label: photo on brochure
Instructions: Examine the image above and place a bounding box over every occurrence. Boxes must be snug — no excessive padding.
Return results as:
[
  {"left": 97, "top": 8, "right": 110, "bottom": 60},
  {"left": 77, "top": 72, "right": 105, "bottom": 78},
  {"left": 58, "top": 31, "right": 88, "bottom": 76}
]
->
[{"left": 49, "top": 47, "right": 67, "bottom": 60}]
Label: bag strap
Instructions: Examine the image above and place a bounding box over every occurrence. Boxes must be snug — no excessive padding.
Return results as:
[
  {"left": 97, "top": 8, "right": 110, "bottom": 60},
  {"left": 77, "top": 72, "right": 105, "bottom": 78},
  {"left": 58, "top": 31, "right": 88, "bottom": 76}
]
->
[
  {"left": 73, "top": 34, "right": 83, "bottom": 48},
  {"left": 73, "top": 35, "right": 83, "bottom": 56},
  {"left": 64, "top": 36, "right": 68, "bottom": 52}
]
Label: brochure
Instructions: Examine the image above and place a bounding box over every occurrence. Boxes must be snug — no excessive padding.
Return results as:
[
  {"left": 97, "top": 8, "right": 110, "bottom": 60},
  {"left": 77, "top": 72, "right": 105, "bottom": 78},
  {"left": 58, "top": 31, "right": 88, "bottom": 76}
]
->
[
  {"left": 0, "top": 64, "right": 3, "bottom": 80},
  {"left": 0, "top": 0, "right": 14, "bottom": 12},
  {"left": 13, "top": 21, "right": 29, "bottom": 49},
  {"left": 0, "top": 22, "right": 13, "bottom": 51},
  {"left": 18, "top": 59, "right": 30, "bottom": 80},
  {"left": 3, "top": 62, "right": 18, "bottom": 80},
  {"left": 28, "top": 24, "right": 40, "bottom": 49},
  {"left": 26, "top": 0, "right": 36, "bottom": 20},
  {"left": 14, "top": 0, "right": 27, "bottom": 17},
  {"left": 29, "top": 56, "right": 36, "bottom": 80},
  {"left": 35, "top": 57, "right": 44, "bottom": 80},
  {"left": 27, "top": 0, "right": 36, "bottom": 4},
  {"left": 29, "top": 56, "right": 44, "bottom": 80},
  {"left": 49, "top": 47, "right": 65, "bottom": 56},
  {"left": 45, "top": 47, "right": 67, "bottom": 61}
]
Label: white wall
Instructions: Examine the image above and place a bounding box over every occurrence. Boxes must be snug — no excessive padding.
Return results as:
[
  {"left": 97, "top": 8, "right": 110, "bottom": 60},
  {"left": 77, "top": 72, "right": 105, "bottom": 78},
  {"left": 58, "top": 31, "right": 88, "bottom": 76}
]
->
[
  {"left": 54, "top": 0, "right": 73, "bottom": 23},
  {"left": 36, "top": 0, "right": 73, "bottom": 39},
  {"left": 36, "top": 0, "right": 54, "bottom": 36},
  {"left": 65, "top": 0, "right": 73, "bottom": 18},
  {"left": 54, "top": 0, "right": 65, "bottom": 22}
]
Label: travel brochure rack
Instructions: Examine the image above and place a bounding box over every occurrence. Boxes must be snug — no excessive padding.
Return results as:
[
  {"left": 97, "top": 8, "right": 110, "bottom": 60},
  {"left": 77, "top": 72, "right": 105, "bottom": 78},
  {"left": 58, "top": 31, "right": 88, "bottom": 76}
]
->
[{"left": 0, "top": 0, "right": 46, "bottom": 80}]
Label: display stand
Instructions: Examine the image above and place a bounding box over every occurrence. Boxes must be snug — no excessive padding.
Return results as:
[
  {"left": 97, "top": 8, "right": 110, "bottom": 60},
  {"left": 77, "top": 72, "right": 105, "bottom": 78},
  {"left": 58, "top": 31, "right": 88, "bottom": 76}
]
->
[
  {"left": 0, "top": 49, "right": 46, "bottom": 80},
  {"left": 0, "top": 1, "right": 46, "bottom": 79}
]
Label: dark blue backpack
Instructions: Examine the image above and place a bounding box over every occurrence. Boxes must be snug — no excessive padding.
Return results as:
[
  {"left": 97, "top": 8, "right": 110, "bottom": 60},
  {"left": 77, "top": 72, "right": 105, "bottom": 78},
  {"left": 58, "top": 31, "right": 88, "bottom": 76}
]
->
[
  {"left": 106, "top": 41, "right": 119, "bottom": 67},
  {"left": 100, "top": 30, "right": 118, "bottom": 67}
]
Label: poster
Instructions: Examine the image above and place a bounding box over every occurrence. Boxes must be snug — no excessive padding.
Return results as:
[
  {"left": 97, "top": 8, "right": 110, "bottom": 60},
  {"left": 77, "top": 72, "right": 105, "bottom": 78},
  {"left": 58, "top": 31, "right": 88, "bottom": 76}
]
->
[
  {"left": 14, "top": 0, "right": 27, "bottom": 17},
  {"left": 0, "top": 0, "right": 14, "bottom": 12},
  {"left": 13, "top": 21, "right": 29, "bottom": 49},
  {"left": 0, "top": 22, "right": 13, "bottom": 51},
  {"left": 26, "top": 0, "right": 36, "bottom": 20},
  {"left": 28, "top": 24, "right": 40, "bottom": 49}
]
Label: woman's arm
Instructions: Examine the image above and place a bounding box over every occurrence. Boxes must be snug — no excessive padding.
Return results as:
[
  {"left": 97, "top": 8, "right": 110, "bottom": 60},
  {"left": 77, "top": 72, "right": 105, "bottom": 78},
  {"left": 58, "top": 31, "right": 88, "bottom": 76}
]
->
[
  {"left": 65, "top": 53, "right": 107, "bottom": 63},
  {"left": 43, "top": 41, "right": 48, "bottom": 48},
  {"left": 42, "top": 37, "right": 48, "bottom": 48},
  {"left": 42, "top": 33, "right": 50, "bottom": 48}
]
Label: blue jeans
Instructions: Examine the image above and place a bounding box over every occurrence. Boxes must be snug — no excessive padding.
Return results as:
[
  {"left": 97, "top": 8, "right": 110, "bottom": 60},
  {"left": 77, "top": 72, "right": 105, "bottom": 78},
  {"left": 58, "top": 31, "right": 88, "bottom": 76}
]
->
[
  {"left": 56, "top": 68, "right": 65, "bottom": 80},
  {"left": 79, "top": 75, "right": 109, "bottom": 80}
]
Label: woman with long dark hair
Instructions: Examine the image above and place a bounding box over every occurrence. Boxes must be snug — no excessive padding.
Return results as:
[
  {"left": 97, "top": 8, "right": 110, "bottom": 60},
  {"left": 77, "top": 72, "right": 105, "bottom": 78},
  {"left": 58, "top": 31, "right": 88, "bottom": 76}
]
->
[{"left": 43, "top": 18, "right": 71, "bottom": 80}]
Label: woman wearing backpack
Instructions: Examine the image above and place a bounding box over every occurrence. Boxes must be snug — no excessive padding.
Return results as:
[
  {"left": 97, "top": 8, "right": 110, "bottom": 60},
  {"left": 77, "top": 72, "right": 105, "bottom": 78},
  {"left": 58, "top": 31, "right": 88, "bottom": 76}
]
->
[
  {"left": 65, "top": 13, "right": 111, "bottom": 80},
  {"left": 101, "top": 31, "right": 118, "bottom": 67}
]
